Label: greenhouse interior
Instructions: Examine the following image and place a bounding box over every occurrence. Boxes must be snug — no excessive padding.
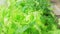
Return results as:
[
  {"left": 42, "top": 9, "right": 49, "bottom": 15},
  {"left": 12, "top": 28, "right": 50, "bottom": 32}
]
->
[{"left": 0, "top": 0, "right": 60, "bottom": 34}]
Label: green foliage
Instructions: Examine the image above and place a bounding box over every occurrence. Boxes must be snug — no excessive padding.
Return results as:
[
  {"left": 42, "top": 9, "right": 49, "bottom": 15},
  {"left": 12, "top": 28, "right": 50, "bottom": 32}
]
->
[{"left": 0, "top": 0, "right": 59, "bottom": 34}]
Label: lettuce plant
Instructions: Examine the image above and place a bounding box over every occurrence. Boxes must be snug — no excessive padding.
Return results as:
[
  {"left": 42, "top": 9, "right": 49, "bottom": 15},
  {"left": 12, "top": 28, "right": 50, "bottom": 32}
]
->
[{"left": 0, "top": 0, "right": 58, "bottom": 34}]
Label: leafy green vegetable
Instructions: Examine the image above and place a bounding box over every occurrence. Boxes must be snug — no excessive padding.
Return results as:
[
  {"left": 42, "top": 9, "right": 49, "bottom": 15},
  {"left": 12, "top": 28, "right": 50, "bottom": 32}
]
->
[{"left": 0, "top": 0, "right": 59, "bottom": 34}]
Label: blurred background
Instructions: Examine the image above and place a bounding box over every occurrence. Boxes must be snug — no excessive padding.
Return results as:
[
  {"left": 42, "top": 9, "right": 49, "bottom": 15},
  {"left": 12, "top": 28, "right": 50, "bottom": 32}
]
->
[{"left": 51, "top": 0, "right": 60, "bottom": 27}]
